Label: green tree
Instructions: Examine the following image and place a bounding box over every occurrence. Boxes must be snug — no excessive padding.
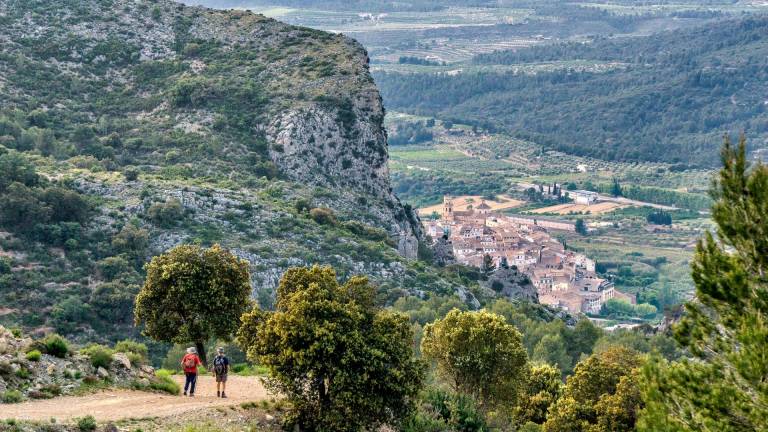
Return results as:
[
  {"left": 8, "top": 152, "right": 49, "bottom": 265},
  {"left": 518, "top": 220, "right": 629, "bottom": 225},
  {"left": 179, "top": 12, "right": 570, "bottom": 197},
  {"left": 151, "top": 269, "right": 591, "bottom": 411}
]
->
[
  {"left": 134, "top": 244, "right": 251, "bottom": 363},
  {"left": 421, "top": 309, "right": 528, "bottom": 410},
  {"left": 0, "top": 151, "right": 38, "bottom": 192},
  {"left": 575, "top": 219, "right": 588, "bottom": 235},
  {"left": 237, "top": 266, "right": 425, "bottom": 432},
  {"left": 0, "top": 182, "right": 51, "bottom": 231},
  {"left": 610, "top": 178, "right": 623, "bottom": 197},
  {"left": 638, "top": 137, "right": 768, "bottom": 431},
  {"left": 482, "top": 253, "right": 496, "bottom": 274},
  {"left": 533, "top": 334, "right": 572, "bottom": 373},
  {"left": 544, "top": 347, "right": 642, "bottom": 432},
  {"left": 514, "top": 363, "right": 563, "bottom": 425}
]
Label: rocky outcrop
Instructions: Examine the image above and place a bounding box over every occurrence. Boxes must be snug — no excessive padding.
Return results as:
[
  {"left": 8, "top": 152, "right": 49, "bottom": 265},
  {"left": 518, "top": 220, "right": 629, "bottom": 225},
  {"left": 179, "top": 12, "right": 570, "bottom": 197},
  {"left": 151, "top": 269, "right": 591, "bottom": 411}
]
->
[
  {"left": 483, "top": 267, "right": 539, "bottom": 303},
  {"left": 0, "top": 327, "right": 157, "bottom": 401}
]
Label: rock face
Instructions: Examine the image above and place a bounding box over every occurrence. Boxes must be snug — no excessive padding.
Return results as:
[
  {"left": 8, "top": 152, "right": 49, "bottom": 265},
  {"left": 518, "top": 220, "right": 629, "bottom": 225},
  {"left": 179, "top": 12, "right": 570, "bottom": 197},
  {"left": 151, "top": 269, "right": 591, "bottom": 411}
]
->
[
  {"left": 0, "top": 0, "right": 422, "bottom": 257},
  {"left": 483, "top": 267, "right": 539, "bottom": 303}
]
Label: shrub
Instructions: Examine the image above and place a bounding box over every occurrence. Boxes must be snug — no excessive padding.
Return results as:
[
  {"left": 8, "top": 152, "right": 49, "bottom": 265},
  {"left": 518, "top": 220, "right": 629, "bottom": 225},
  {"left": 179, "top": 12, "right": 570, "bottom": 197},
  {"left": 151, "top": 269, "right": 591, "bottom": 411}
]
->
[
  {"left": 80, "top": 344, "right": 113, "bottom": 369},
  {"left": 25, "top": 349, "right": 42, "bottom": 361},
  {"left": 0, "top": 257, "right": 11, "bottom": 275},
  {"left": 147, "top": 198, "right": 185, "bottom": 227},
  {"left": 15, "top": 367, "right": 30, "bottom": 379},
  {"left": 114, "top": 340, "right": 149, "bottom": 365},
  {"left": 124, "top": 167, "right": 139, "bottom": 181},
  {"left": 76, "top": 415, "right": 97, "bottom": 431},
  {"left": 151, "top": 369, "right": 181, "bottom": 395},
  {"left": 40, "top": 334, "right": 69, "bottom": 358},
  {"left": 309, "top": 207, "right": 337, "bottom": 225},
  {"left": 1, "top": 390, "right": 23, "bottom": 403}
]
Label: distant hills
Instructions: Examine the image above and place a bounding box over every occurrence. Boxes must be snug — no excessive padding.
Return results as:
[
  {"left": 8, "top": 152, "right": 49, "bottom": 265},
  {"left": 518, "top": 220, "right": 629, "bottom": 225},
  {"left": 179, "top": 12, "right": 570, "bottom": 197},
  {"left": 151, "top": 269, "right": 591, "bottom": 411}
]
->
[{"left": 375, "top": 16, "right": 768, "bottom": 167}]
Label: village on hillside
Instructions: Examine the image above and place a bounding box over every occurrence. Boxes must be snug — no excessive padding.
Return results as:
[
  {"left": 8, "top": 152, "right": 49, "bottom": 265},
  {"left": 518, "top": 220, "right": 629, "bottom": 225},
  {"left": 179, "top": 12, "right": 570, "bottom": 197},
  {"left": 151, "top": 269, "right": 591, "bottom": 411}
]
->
[{"left": 423, "top": 196, "right": 636, "bottom": 314}]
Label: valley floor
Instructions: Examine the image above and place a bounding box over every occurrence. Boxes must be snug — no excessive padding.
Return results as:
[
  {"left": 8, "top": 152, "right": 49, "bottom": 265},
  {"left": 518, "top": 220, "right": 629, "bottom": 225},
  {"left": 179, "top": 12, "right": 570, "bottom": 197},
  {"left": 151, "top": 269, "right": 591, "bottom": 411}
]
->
[{"left": 0, "top": 376, "right": 270, "bottom": 423}]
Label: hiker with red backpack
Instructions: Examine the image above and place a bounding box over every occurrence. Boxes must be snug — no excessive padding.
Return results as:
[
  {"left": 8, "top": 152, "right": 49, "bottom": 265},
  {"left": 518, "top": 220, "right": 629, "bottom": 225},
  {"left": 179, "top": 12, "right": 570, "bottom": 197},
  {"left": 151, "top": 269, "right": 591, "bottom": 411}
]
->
[{"left": 181, "top": 347, "right": 202, "bottom": 397}]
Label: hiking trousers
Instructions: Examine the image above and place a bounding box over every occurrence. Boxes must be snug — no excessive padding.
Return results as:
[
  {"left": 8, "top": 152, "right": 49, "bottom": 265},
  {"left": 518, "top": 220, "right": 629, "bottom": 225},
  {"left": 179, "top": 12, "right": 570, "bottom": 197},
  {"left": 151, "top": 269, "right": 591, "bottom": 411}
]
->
[{"left": 184, "top": 372, "right": 197, "bottom": 395}]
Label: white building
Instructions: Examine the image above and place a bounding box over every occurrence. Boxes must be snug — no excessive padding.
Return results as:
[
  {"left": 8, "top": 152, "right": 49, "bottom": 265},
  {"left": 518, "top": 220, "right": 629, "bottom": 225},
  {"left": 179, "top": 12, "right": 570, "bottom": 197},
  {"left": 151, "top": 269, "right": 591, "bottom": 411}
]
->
[{"left": 571, "top": 190, "right": 599, "bottom": 205}]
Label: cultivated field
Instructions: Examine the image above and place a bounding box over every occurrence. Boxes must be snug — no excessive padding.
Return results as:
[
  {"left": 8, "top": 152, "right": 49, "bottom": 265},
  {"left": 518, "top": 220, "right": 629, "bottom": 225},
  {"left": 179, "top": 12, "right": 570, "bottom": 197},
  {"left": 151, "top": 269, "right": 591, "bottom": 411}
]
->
[
  {"left": 418, "top": 194, "right": 524, "bottom": 216},
  {"left": 529, "top": 201, "right": 628, "bottom": 215}
]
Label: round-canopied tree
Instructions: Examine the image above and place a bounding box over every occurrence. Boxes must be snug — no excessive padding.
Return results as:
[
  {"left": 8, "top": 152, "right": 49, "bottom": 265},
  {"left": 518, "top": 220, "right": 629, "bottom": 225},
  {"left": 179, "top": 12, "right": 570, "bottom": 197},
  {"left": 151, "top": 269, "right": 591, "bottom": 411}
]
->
[
  {"left": 544, "top": 346, "right": 642, "bottom": 432},
  {"left": 237, "top": 266, "right": 425, "bottom": 432},
  {"left": 421, "top": 309, "right": 529, "bottom": 410},
  {"left": 134, "top": 244, "right": 251, "bottom": 363}
]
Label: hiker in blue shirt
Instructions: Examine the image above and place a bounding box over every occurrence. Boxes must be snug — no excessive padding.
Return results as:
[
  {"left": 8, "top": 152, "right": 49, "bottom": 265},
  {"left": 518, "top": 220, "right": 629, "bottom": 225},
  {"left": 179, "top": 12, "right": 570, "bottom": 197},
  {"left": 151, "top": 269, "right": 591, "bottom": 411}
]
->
[{"left": 212, "top": 347, "right": 230, "bottom": 398}]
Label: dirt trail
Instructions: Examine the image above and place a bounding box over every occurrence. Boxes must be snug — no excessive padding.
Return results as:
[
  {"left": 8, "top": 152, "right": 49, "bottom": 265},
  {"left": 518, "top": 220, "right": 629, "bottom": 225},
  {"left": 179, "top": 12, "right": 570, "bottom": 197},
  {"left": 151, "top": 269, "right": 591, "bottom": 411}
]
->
[{"left": 0, "top": 375, "right": 271, "bottom": 422}]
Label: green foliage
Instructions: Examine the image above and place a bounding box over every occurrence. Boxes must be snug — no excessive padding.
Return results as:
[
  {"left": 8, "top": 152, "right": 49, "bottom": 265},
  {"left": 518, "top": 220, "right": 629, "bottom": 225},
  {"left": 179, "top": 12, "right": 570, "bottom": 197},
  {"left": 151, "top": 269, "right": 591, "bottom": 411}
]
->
[
  {"left": 421, "top": 309, "right": 528, "bottom": 409},
  {"left": 147, "top": 198, "right": 185, "bottom": 228},
  {"left": 39, "top": 334, "right": 69, "bottom": 358},
  {"left": 638, "top": 137, "right": 768, "bottom": 431},
  {"left": 404, "top": 388, "right": 488, "bottom": 432},
  {"left": 309, "top": 207, "right": 337, "bottom": 226},
  {"left": 376, "top": 16, "right": 768, "bottom": 167},
  {"left": 150, "top": 369, "right": 181, "bottom": 395},
  {"left": 76, "top": 415, "right": 97, "bottom": 432},
  {"left": 0, "top": 150, "right": 38, "bottom": 192},
  {"left": 600, "top": 299, "right": 657, "bottom": 319},
  {"left": 1, "top": 390, "right": 23, "bottom": 404},
  {"left": 25, "top": 349, "right": 41, "bottom": 361},
  {"left": 544, "top": 347, "right": 642, "bottom": 432},
  {"left": 532, "top": 334, "right": 572, "bottom": 374},
  {"left": 237, "top": 266, "right": 425, "bottom": 432},
  {"left": 114, "top": 340, "right": 149, "bottom": 365},
  {"left": 514, "top": 363, "right": 563, "bottom": 425},
  {"left": 111, "top": 223, "right": 149, "bottom": 257},
  {"left": 575, "top": 219, "right": 587, "bottom": 236},
  {"left": 80, "top": 344, "right": 114, "bottom": 369},
  {"left": 135, "top": 244, "right": 251, "bottom": 363}
]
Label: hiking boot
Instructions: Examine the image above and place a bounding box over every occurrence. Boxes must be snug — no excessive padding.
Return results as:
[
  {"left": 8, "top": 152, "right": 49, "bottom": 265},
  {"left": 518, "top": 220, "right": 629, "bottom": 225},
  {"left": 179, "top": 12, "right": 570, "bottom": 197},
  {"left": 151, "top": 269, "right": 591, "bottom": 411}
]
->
[
  {"left": 189, "top": 393, "right": 195, "bottom": 397},
  {"left": 183, "top": 391, "right": 187, "bottom": 396},
  {"left": 217, "top": 391, "right": 220, "bottom": 397},
  {"left": 221, "top": 392, "right": 227, "bottom": 398}
]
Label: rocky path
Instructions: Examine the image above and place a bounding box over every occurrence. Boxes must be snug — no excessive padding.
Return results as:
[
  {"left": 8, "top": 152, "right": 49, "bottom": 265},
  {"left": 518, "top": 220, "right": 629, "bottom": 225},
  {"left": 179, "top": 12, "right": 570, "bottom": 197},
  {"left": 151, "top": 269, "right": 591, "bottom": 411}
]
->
[{"left": 0, "top": 375, "right": 270, "bottom": 422}]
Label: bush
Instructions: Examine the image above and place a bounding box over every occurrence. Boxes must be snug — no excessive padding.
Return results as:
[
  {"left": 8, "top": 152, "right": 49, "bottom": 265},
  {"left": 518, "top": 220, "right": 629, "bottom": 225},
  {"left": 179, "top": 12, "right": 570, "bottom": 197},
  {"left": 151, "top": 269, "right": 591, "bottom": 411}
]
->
[
  {"left": 1, "top": 390, "right": 23, "bottom": 403},
  {"left": 0, "top": 257, "right": 11, "bottom": 275},
  {"left": 114, "top": 340, "right": 149, "bottom": 365},
  {"left": 76, "top": 415, "right": 97, "bottom": 431},
  {"left": 147, "top": 198, "right": 185, "bottom": 227},
  {"left": 309, "top": 207, "right": 337, "bottom": 225},
  {"left": 151, "top": 369, "right": 181, "bottom": 395},
  {"left": 80, "top": 344, "right": 113, "bottom": 369},
  {"left": 40, "top": 334, "right": 69, "bottom": 358},
  {"left": 123, "top": 166, "right": 139, "bottom": 181},
  {"left": 25, "top": 349, "right": 42, "bottom": 361}
]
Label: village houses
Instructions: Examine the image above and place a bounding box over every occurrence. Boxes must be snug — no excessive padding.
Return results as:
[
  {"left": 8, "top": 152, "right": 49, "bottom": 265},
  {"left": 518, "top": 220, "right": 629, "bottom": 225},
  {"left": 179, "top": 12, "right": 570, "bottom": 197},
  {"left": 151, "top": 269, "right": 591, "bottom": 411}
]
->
[{"left": 424, "top": 196, "right": 635, "bottom": 314}]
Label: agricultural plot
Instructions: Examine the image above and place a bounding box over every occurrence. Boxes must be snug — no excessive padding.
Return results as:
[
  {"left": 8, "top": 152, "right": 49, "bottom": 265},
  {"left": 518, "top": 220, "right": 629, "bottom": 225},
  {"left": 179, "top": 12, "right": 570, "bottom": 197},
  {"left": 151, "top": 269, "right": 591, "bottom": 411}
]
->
[
  {"left": 576, "top": 2, "right": 768, "bottom": 15},
  {"left": 370, "top": 60, "right": 628, "bottom": 75},
  {"left": 418, "top": 194, "right": 524, "bottom": 216},
  {"left": 529, "top": 202, "right": 628, "bottom": 215}
]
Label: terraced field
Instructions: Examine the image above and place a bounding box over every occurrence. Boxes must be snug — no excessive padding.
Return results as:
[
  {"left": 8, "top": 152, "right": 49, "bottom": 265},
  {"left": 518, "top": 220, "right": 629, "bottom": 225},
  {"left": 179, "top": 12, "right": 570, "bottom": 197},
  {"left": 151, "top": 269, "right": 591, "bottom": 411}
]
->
[{"left": 529, "top": 202, "right": 628, "bottom": 215}]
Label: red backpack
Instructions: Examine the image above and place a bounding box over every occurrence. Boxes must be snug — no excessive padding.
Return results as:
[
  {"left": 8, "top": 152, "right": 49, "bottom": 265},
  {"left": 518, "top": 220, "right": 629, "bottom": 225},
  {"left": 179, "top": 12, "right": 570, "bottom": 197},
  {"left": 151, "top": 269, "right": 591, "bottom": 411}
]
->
[{"left": 183, "top": 355, "right": 197, "bottom": 369}]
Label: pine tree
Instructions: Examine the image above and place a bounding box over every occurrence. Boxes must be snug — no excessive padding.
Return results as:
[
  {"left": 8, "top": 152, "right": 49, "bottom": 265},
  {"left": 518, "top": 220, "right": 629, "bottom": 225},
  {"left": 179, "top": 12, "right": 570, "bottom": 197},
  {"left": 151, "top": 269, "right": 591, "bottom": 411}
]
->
[
  {"left": 611, "top": 178, "right": 623, "bottom": 197},
  {"left": 638, "top": 136, "right": 768, "bottom": 431}
]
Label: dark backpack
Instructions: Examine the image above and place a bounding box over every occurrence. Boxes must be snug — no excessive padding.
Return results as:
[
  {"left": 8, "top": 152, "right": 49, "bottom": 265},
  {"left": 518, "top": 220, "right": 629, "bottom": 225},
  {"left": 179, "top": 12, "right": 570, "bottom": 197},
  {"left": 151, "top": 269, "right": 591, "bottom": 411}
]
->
[{"left": 213, "top": 356, "right": 227, "bottom": 375}]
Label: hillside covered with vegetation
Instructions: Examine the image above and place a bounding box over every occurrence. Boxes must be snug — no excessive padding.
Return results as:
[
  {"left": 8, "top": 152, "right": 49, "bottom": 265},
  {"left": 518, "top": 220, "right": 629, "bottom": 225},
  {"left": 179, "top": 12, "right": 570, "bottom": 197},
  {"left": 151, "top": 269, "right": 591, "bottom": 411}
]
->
[
  {"left": 0, "top": 0, "right": 489, "bottom": 349},
  {"left": 375, "top": 15, "right": 768, "bottom": 166}
]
